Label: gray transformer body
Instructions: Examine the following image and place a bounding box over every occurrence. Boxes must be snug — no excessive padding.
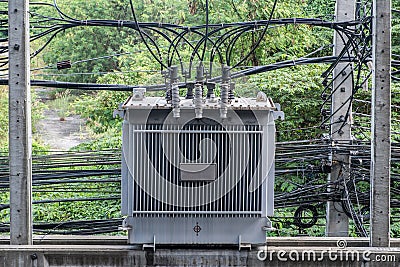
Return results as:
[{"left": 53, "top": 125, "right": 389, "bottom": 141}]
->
[{"left": 121, "top": 96, "right": 282, "bottom": 247}]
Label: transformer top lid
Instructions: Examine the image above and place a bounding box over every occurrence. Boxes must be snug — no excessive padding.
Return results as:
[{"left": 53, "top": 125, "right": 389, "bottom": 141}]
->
[{"left": 122, "top": 96, "right": 277, "bottom": 111}]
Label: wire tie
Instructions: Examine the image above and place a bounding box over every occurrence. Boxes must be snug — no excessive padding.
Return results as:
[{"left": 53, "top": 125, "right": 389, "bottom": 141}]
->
[
  {"left": 293, "top": 18, "right": 296, "bottom": 25},
  {"left": 118, "top": 20, "right": 123, "bottom": 29}
]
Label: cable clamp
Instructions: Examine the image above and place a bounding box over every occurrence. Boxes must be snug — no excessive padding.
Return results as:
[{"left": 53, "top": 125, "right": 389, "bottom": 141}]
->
[{"left": 118, "top": 20, "right": 124, "bottom": 29}]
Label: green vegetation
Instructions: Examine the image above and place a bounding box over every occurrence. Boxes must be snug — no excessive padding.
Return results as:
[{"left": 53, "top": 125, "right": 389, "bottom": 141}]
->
[
  {"left": 0, "top": 87, "right": 7, "bottom": 149},
  {"left": 32, "top": 0, "right": 335, "bottom": 148},
  {"left": 236, "top": 65, "right": 326, "bottom": 141},
  {"left": 0, "top": 87, "right": 47, "bottom": 152},
  {"left": 50, "top": 90, "right": 73, "bottom": 120}
]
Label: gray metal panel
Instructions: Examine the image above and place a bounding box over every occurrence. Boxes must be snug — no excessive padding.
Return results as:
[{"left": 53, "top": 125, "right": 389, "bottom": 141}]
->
[
  {"left": 121, "top": 150, "right": 128, "bottom": 215},
  {"left": 120, "top": 100, "right": 279, "bottom": 244},
  {"left": 122, "top": 122, "right": 268, "bottom": 215},
  {"left": 267, "top": 164, "right": 275, "bottom": 217},
  {"left": 121, "top": 121, "right": 129, "bottom": 215},
  {"left": 180, "top": 163, "right": 217, "bottom": 182},
  {"left": 125, "top": 108, "right": 274, "bottom": 126},
  {"left": 122, "top": 96, "right": 277, "bottom": 111},
  {"left": 126, "top": 217, "right": 270, "bottom": 245}
]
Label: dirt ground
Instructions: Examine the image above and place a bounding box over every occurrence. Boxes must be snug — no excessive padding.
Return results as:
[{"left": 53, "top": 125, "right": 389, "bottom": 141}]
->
[{"left": 36, "top": 109, "right": 90, "bottom": 151}]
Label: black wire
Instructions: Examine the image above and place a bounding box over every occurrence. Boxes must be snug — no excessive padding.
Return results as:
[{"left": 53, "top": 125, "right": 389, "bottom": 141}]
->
[
  {"left": 129, "top": 0, "right": 167, "bottom": 69},
  {"left": 201, "top": 0, "right": 209, "bottom": 62},
  {"left": 230, "top": 0, "right": 278, "bottom": 69}
]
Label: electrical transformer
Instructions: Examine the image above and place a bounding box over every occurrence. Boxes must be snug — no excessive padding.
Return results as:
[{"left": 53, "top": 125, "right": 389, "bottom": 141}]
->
[{"left": 120, "top": 84, "right": 283, "bottom": 249}]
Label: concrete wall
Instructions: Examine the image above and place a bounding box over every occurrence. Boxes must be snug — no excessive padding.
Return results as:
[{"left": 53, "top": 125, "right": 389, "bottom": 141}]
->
[{"left": 1, "top": 243, "right": 400, "bottom": 267}]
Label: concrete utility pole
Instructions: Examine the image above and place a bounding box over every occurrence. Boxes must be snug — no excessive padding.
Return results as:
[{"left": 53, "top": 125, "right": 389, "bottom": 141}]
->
[
  {"left": 370, "top": 0, "right": 391, "bottom": 247},
  {"left": 326, "top": 0, "right": 355, "bottom": 237},
  {"left": 8, "top": 0, "right": 33, "bottom": 245}
]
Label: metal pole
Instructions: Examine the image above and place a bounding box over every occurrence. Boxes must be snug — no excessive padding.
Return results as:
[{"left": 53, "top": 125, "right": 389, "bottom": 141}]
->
[
  {"left": 370, "top": 0, "right": 391, "bottom": 247},
  {"left": 326, "top": 0, "right": 355, "bottom": 237},
  {"left": 8, "top": 0, "right": 32, "bottom": 245}
]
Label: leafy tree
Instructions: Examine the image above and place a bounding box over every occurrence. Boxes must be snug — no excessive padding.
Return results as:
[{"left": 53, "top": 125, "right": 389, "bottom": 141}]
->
[
  {"left": 34, "top": 0, "right": 134, "bottom": 83},
  {"left": 236, "top": 65, "right": 326, "bottom": 141},
  {"left": 34, "top": 0, "right": 331, "bottom": 83}
]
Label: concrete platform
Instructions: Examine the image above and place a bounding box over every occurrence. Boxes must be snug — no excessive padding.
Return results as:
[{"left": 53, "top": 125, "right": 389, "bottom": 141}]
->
[
  {"left": 0, "top": 235, "right": 397, "bottom": 247},
  {"left": 1, "top": 237, "right": 400, "bottom": 266}
]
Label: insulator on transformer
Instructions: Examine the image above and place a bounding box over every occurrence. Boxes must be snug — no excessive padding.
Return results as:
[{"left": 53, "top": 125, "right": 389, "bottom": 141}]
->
[
  {"left": 206, "top": 83, "right": 215, "bottom": 99},
  {"left": 172, "top": 84, "right": 180, "bottom": 118},
  {"left": 220, "top": 83, "right": 229, "bottom": 119},
  {"left": 186, "top": 82, "right": 194, "bottom": 99},
  {"left": 229, "top": 82, "right": 235, "bottom": 100},
  {"left": 194, "top": 83, "right": 203, "bottom": 119},
  {"left": 170, "top": 66, "right": 180, "bottom": 118}
]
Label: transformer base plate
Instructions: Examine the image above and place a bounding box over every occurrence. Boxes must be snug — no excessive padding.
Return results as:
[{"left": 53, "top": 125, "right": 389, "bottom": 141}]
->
[{"left": 124, "top": 216, "right": 272, "bottom": 246}]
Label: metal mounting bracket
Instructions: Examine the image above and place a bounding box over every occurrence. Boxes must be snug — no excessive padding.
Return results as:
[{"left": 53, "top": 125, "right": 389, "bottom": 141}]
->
[
  {"left": 142, "top": 236, "right": 156, "bottom": 252},
  {"left": 119, "top": 218, "right": 132, "bottom": 231},
  {"left": 238, "top": 235, "right": 252, "bottom": 251}
]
